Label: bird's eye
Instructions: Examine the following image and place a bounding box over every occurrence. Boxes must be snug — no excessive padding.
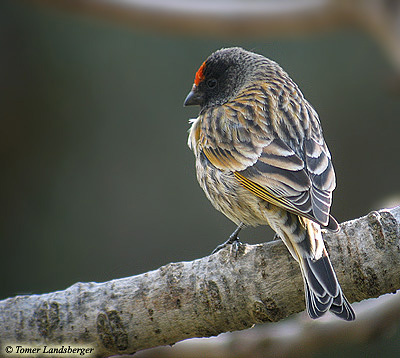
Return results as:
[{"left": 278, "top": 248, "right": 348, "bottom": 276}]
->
[{"left": 206, "top": 78, "right": 217, "bottom": 89}]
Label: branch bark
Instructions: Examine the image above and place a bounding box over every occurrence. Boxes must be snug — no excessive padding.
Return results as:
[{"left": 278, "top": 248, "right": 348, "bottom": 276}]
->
[
  {"left": 133, "top": 292, "right": 400, "bottom": 358},
  {"left": 0, "top": 206, "right": 399, "bottom": 357}
]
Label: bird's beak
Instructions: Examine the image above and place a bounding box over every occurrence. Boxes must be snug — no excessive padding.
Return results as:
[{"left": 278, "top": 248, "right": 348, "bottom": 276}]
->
[{"left": 184, "top": 85, "right": 203, "bottom": 106}]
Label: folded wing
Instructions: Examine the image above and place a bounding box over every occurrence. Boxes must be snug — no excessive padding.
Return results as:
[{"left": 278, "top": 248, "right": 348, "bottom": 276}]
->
[{"left": 198, "top": 87, "right": 338, "bottom": 230}]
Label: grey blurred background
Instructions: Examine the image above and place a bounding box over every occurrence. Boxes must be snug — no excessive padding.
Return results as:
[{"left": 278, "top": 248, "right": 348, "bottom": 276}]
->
[{"left": 1, "top": 0, "right": 400, "bottom": 356}]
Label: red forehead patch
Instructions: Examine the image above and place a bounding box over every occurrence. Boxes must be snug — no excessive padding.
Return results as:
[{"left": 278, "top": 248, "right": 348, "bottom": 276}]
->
[{"left": 194, "top": 61, "right": 206, "bottom": 86}]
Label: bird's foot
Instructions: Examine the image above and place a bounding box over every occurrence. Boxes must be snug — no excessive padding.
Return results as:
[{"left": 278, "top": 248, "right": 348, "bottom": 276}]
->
[
  {"left": 273, "top": 233, "right": 281, "bottom": 241},
  {"left": 211, "top": 236, "right": 242, "bottom": 255},
  {"left": 211, "top": 223, "right": 245, "bottom": 256}
]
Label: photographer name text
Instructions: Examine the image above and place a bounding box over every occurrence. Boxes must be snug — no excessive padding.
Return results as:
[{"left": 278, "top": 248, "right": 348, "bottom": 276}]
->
[{"left": 4, "top": 344, "right": 95, "bottom": 356}]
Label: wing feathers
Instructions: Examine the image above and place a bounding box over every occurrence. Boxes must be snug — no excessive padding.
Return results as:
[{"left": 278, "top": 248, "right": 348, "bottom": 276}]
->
[
  {"left": 305, "top": 138, "right": 336, "bottom": 192},
  {"left": 198, "top": 84, "right": 337, "bottom": 228}
]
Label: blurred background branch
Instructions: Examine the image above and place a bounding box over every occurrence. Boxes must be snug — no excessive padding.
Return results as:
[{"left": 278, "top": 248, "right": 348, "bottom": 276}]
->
[{"left": 31, "top": 0, "right": 400, "bottom": 75}]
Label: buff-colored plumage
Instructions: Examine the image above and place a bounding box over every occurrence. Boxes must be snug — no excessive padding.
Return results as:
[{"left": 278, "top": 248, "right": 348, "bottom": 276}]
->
[{"left": 185, "top": 47, "right": 355, "bottom": 320}]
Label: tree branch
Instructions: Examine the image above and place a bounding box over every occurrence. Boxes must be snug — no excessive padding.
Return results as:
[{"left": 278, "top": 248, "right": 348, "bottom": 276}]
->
[
  {"left": 133, "top": 292, "right": 400, "bottom": 358},
  {"left": 31, "top": 0, "right": 341, "bottom": 37},
  {"left": 28, "top": 0, "right": 400, "bottom": 75},
  {"left": 0, "top": 206, "right": 399, "bottom": 357}
]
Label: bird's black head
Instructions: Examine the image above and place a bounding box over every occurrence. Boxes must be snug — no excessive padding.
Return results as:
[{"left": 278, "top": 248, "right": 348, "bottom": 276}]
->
[{"left": 184, "top": 47, "right": 266, "bottom": 109}]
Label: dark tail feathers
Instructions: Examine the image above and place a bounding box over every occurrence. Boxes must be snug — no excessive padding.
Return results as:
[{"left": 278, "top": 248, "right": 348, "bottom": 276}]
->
[{"left": 302, "top": 254, "right": 355, "bottom": 321}]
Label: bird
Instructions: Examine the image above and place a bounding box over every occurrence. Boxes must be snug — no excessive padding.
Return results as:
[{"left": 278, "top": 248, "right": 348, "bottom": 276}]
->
[{"left": 184, "top": 47, "right": 355, "bottom": 321}]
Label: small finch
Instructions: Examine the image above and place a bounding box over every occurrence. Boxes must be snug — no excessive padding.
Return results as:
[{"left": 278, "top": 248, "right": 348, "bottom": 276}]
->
[{"left": 184, "top": 47, "right": 355, "bottom": 321}]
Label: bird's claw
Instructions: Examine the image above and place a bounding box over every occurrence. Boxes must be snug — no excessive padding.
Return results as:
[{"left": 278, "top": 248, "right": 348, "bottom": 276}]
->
[
  {"left": 211, "top": 236, "right": 242, "bottom": 255},
  {"left": 212, "top": 223, "right": 245, "bottom": 256},
  {"left": 273, "top": 233, "right": 281, "bottom": 241}
]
